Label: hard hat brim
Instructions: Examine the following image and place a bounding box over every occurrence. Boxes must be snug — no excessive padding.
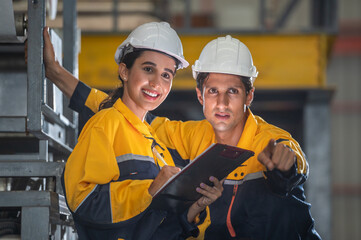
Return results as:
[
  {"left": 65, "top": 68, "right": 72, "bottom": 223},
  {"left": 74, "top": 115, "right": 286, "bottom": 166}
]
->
[{"left": 115, "top": 44, "right": 189, "bottom": 70}]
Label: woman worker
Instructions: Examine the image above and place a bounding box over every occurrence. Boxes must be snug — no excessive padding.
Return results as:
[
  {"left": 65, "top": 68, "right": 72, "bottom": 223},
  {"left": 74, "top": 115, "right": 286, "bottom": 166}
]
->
[{"left": 47, "top": 22, "right": 223, "bottom": 239}]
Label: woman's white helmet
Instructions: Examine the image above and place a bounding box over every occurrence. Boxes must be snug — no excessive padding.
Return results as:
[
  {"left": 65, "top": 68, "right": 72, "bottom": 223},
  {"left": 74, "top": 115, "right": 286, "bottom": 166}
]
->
[
  {"left": 114, "top": 22, "right": 189, "bottom": 70},
  {"left": 192, "top": 35, "right": 258, "bottom": 83}
]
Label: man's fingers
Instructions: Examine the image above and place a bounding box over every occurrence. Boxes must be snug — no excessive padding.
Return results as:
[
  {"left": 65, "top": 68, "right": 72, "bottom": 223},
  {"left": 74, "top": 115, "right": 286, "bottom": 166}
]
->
[
  {"left": 257, "top": 139, "right": 277, "bottom": 170},
  {"left": 258, "top": 151, "right": 275, "bottom": 170},
  {"left": 259, "top": 139, "right": 298, "bottom": 173},
  {"left": 263, "top": 141, "right": 297, "bottom": 172},
  {"left": 196, "top": 177, "right": 223, "bottom": 201},
  {"left": 276, "top": 147, "right": 296, "bottom": 172},
  {"left": 196, "top": 188, "right": 219, "bottom": 205},
  {"left": 197, "top": 182, "right": 217, "bottom": 195},
  {"left": 211, "top": 176, "right": 224, "bottom": 190},
  {"left": 270, "top": 143, "right": 284, "bottom": 166},
  {"left": 264, "top": 139, "right": 276, "bottom": 154}
]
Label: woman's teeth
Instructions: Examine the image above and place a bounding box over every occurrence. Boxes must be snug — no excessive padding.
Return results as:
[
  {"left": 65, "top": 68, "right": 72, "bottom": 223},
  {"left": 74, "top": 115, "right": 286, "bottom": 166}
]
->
[{"left": 143, "top": 90, "right": 158, "bottom": 97}]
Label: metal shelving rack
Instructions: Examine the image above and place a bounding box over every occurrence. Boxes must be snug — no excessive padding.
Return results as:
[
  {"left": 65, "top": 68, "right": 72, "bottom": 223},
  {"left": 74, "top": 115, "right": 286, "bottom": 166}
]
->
[{"left": 0, "top": 1, "right": 79, "bottom": 239}]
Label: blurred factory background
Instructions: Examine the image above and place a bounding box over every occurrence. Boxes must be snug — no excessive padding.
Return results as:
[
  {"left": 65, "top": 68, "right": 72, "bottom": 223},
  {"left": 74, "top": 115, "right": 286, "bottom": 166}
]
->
[{"left": 0, "top": 0, "right": 360, "bottom": 239}]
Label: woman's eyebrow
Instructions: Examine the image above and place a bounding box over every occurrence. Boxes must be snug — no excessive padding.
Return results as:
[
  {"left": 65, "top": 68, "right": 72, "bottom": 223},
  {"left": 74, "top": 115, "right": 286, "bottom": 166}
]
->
[{"left": 164, "top": 68, "right": 175, "bottom": 77}]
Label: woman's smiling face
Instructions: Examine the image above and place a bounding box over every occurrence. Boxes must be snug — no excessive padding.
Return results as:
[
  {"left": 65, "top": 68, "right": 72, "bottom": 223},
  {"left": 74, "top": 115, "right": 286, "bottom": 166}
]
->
[{"left": 120, "top": 50, "right": 177, "bottom": 120}]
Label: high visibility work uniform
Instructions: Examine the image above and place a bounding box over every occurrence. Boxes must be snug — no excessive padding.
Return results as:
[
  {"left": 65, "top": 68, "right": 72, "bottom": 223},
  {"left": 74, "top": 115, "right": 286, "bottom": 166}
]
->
[
  {"left": 69, "top": 82, "right": 321, "bottom": 240},
  {"left": 149, "top": 113, "right": 320, "bottom": 240},
  {"left": 63, "top": 97, "right": 199, "bottom": 240}
]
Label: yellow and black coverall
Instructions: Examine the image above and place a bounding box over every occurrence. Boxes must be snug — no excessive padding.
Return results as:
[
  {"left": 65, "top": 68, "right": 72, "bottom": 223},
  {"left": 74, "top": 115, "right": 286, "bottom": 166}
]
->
[
  {"left": 68, "top": 82, "right": 321, "bottom": 240},
  {"left": 150, "top": 111, "right": 320, "bottom": 240},
  {"left": 63, "top": 97, "right": 199, "bottom": 239}
]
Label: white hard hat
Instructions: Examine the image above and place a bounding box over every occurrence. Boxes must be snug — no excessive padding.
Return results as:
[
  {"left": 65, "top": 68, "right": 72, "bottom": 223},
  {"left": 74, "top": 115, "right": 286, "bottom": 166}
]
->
[
  {"left": 192, "top": 35, "right": 258, "bottom": 83},
  {"left": 114, "top": 22, "right": 189, "bottom": 70}
]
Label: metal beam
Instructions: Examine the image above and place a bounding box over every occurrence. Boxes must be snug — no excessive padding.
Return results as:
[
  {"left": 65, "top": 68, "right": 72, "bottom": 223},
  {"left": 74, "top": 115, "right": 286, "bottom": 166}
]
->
[
  {"left": 311, "top": 0, "right": 338, "bottom": 32},
  {"left": 275, "top": 0, "right": 300, "bottom": 28},
  {"left": 259, "top": 0, "right": 267, "bottom": 30},
  {"left": 112, "top": 0, "right": 119, "bottom": 31},
  {"left": 27, "top": 0, "right": 45, "bottom": 134},
  {"left": 0, "top": 191, "right": 58, "bottom": 207},
  {"left": 63, "top": 1, "right": 78, "bottom": 76},
  {"left": 184, "top": 0, "right": 191, "bottom": 29},
  {"left": 0, "top": 162, "right": 64, "bottom": 177},
  {"left": 304, "top": 90, "right": 333, "bottom": 240},
  {"left": 22, "top": 207, "right": 51, "bottom": 240}
]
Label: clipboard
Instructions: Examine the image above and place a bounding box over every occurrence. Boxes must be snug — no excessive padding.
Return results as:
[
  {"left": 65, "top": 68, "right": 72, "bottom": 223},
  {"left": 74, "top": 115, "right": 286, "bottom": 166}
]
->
[{"left": 150, "top": 143, "right": 254, "bottom": 213}]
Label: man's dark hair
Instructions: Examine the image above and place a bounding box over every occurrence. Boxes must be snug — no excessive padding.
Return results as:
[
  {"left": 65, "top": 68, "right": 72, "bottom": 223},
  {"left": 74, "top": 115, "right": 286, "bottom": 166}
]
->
[{"left": 196, "top": 72, "right": 253, "bottom": 95}]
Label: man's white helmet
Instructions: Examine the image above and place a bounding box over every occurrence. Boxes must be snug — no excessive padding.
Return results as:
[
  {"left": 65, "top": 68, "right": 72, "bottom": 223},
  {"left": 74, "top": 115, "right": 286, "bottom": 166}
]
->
[
  {"left": 114, "top": 22, "right": 189, "bottom": 70},
  {"left": 192, "top": 35, "right": 258, "bottom": 83}
]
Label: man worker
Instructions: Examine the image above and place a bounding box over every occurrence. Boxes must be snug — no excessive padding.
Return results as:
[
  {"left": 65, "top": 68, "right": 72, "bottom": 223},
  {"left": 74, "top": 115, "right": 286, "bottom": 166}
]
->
[{"left": 43, "top": 28, "right": 321, "bottom": 240}]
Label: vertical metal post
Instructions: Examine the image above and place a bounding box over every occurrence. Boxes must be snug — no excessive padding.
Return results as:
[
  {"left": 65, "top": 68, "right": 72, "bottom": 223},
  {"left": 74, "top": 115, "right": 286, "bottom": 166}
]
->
[
  {"left": 310, "top": 0, "right": 337, "bottom": 32},
  {"left": 304, "top": 91, "right": 332, "bottom": 240},
  {"left": 113, "top": 0, "right": 118, "bottom": 32},
  {"left": 275, "top": 0, "right": 300, "bottom": 28},
  {"left": 327, "top": 0, "right": 338, "bottom": 32},
  {"left": 27, "top": 0, "right": 46, "bottom": 133},
  {"left": 184, "top": 0, "right": 191, "bottom": 29},
  {"left": 259, "top": 0, "right": 266, "bottom": 31},
  {"left": 39, "top": 140, "right": 48, "bottom": 161},
  {"left": 21, "top": 207, "right": 50, "bottom": 240},
  {"left": 63, "top": 0, "right": 78, "bottom": 76},
  {"left": 63, "top": 0, "right": 79, "bottom": 146}
]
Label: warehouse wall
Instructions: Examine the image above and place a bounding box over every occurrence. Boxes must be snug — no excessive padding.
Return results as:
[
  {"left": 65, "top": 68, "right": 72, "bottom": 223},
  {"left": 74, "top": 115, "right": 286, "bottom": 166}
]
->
[{"left": 327, "top": 0, "right": 361, "bottom": 238}]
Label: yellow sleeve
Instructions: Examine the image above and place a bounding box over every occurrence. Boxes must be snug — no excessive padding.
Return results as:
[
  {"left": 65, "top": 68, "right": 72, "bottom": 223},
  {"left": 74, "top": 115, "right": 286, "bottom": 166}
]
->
[
  {"left": 286, "top": 138, "right": 308, "bottom": 175},
  {"left": 269, "top": 132, "right": 309, "bottom": 176},
  {"left": 151, "top": 117, "right": 213, "bottom": 161},
  {"left": 258, "top": 127, "right": 310, "bottom": 194},
  {"left": 150, "top": 117, "right": 187, "bottom": 153},
  {"left": 69, "top": 82, "right": 108, "bottom": 115},
  {"left": 84, "top": 88, "right": 109, "bottom": 114},
  {"left": 64, "top": 123, "right": 153, "bottom": 224}
]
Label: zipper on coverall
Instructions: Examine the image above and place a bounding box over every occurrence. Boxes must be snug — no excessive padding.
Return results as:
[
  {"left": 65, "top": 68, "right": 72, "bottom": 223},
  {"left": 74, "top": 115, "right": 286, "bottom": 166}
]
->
[{"left": 226, "top": 184, "right": 238, "bottom": 237}]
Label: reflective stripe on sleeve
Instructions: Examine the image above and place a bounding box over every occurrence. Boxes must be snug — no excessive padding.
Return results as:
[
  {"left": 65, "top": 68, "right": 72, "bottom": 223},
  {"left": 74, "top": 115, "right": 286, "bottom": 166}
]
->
[
  {"left": 116, "top": 154, "right": 155, "bottom": 164},
  {"left": 74, "top": 184, "right": 99, "bottom": 213},
  {"left": 224, "top": 171, "right": 264, "bottom": 186}
]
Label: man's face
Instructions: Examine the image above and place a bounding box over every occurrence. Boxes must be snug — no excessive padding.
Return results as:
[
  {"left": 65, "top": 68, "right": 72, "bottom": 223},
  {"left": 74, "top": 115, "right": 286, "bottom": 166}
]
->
[{"left": 196, "top": 73, "right": 254, "bottom": 135}]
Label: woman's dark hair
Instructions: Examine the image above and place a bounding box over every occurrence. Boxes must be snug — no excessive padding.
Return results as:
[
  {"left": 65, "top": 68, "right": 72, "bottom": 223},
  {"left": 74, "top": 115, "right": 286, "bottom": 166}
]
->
[
  {"left": 99, "top": 50, "right": 142, "bottom": 110},
  {"left": 99, "top": 49, "right": 180, "bottom": 111},
  {"left": 196, "top": 72, "right": 253, "bottom": 95}
]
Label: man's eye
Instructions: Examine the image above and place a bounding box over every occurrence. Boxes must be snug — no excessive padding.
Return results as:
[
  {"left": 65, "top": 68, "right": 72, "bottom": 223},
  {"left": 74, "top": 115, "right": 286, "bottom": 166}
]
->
[
  {"left": 209, "top": 88, "right": 217, "bottom": 94},
  {"left": 229, "top": 88, "right": 239, "bottom": 94}
]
